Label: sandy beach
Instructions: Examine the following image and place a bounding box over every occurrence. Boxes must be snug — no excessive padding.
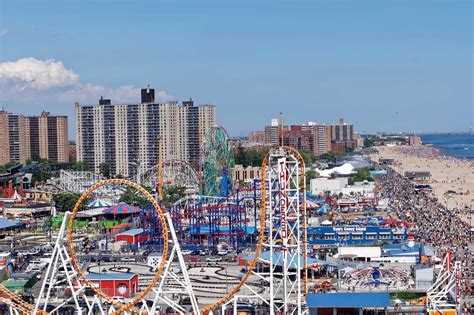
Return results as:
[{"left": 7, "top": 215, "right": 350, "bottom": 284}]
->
[{"left": 370, "top": 145, "right": 474, "bottom": 225}]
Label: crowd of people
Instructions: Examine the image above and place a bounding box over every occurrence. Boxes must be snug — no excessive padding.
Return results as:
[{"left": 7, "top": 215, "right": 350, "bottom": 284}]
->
[{"left": 377, "top": 166, "right": 472, "bottom": 298}]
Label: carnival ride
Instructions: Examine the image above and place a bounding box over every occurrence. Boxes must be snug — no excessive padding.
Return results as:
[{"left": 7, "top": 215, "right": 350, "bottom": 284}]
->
[
  {"left": 426, "top": 251, "right": 462, "bottom": 314},
  {"left": 0, "top": 146, "right": 308, "bottom": 314},
  {"left": 341, "top": 266, "right": 410, "bottom": 289},
  {"left": 167, "top": 181, "right": 262, "bottom": 250},
  {"left": 201, "top": 126, "right": 234, "bottom": 197}
]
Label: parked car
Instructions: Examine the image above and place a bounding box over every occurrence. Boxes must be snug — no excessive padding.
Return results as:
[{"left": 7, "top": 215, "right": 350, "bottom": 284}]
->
[
  {"left": 181, "top": 249, "right": 193, "bottom": 255},
  {"left": 111, "top": 296, "right": 125, "bottom": 304},
  {"left": 120, "top": 257, "right": 135, "bottom": 262},
  {"left": 206, "top": 257, "right": 222, "bottom": 262},
  {"left": 199, "top": 249, "right": 209, "bottom": 256},
  {"left": 217, "top": 250, "right": 228, "bottom": 256}
]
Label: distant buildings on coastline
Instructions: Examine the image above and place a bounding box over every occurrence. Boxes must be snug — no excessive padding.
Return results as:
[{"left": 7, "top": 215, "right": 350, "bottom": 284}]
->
[
  {"left": 0, "top": 110, "right": 69, "bottom": 164},
  {"left": 248, "top": 116, "right": 363, "bottom": 156},
  {"left": 75, "top": 87, "right": 216, "bottom": 177}
]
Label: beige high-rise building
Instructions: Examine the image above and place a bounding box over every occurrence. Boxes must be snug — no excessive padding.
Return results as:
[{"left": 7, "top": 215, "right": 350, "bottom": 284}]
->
[
  {"left": 0, "top": 111, "right": 10, "bottom": 164},
  {"left": 315, "top": 124, "right": 332, "bottom": 156},
  {"left": 0, "top": 109, "right": 69, "bottom": 164},
  {"left": 75, "top": 88, "right": 216, "bottom": 177}
]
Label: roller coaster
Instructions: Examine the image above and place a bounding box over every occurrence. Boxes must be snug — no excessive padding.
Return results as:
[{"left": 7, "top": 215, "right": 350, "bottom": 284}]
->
[{"left": 0, "top": 146, "right": 308, "bottom": 314}]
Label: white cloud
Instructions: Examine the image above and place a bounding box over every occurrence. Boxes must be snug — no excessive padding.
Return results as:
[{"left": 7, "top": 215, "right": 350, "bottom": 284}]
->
[
  {"left": 0, "top": 58, "right": 79, "bottom": 90},
  {"left": 0, "top": 58, "right": 173, "bottom": 104},
  {"left": 58, "top": 84, "right": 142, "bottom": 104},
  {"left": 0, "top": 28, "right": 8, "bottom": 36}
]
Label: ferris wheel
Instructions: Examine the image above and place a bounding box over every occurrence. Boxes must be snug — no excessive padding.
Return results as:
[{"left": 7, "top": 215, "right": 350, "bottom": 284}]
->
[{"left": 201, "top": 126, "right": 234, "bottom": 197}]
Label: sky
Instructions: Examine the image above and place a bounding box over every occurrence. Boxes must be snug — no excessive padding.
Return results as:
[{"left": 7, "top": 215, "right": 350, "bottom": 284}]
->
[{"left": 0, "top": 0, "right": 472, "bottom": 137}]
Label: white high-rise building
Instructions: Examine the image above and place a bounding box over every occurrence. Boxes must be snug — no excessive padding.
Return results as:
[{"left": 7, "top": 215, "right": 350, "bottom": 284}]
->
[{"left": 75, "top": 88, "right": 215, "bottom": 177}]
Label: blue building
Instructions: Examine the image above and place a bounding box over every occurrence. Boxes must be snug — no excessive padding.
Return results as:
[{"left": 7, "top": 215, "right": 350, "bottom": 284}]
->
[
  {"left": 307, "top": 292, "right": 390, "bottom": 315},
  {"left": 307, "top": 226, "right": 408, "bottom": 248}
]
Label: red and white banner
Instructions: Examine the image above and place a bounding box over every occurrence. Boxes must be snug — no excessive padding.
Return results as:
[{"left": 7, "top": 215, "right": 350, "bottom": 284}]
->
[{"left": 278, "top": 157, "right": 289, "bottom": 251}]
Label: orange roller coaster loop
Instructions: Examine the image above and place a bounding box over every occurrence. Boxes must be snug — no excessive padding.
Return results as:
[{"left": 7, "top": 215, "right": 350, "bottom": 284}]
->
[{"left": 67, "top": 179, "right": 169, "bottom": 315}]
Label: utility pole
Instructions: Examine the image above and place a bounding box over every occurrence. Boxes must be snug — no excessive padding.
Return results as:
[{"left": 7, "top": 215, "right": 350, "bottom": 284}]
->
[
  {"left": 280, "top": 112, "right": 284, "bottom": 147},
  {"left": 157, "top": 136, "right": 163, "bottom": 201}
]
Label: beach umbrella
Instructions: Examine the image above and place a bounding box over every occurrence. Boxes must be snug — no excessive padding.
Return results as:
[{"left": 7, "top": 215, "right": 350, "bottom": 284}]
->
[
  {"left": 88, "top": 199, "right": 111, "bottom": 208},
  {"left": 104, "top": 202, "right": 141, "bottom": 215}
]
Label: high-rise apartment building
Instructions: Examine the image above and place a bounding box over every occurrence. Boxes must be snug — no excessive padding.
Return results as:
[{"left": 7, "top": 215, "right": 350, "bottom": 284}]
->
[
  {"left": 0, "top": 110, "right": 69, "bottom": 164},
  {"left": 248, "top": 131, "right": 264, "bottom": 143},
  {"left": 262, "top": 117, "right": 351, "bottom": 156},
  {"left": 264, "top": 118, "right": 288, "bottom": 146},
  {"left": 281, "top": 124, "right": 332, "bottom": 157},
  {"left": 331, "top": 118, "right": 354, "bottom": 142},
  {"left": 75, "top": 87, "right": 216, "bottom": 177},
  {"left": 330, "top": 118, "right": 357, "bottom": 153},
  {"left": 314, "top": 124, "right": 332, "bottom": 156}
]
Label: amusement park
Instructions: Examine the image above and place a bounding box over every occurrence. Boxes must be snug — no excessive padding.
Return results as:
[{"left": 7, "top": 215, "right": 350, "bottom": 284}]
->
[{"left": 0, "top": 124, "right": 470, "bottom": 315}]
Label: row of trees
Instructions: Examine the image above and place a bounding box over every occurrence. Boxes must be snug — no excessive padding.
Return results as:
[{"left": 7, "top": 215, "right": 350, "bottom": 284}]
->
[
  {"left": 118, "top": 185, "right": 187, "bottom": 207},
  {"left": 51, "top": 184, "right": 187, "bottom": 213},
  {"left": 0, "top": 162, "right": 18, "bottom": 173},
  {"left": 348, "top": 168, "right": 374, "bottom": 185},
  {"left": 234, "top": 146, "right": 270, "bottom": 167},
  {"left": 234, "top": 145, "right": 346, "bottom": 167},
  {"left": 53, "top": 193, "right": 86, "bottom": 212}
]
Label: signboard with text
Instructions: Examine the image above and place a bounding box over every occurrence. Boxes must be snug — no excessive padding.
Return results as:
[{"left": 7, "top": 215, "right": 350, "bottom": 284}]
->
[{"left": 278, "top": 157, "right": 289, "bottom": 251}]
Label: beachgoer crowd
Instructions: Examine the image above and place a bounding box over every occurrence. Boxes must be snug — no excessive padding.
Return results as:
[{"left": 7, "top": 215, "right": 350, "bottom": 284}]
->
[{"left": 377, "top": 166, "right": 472, "bottom": 298}]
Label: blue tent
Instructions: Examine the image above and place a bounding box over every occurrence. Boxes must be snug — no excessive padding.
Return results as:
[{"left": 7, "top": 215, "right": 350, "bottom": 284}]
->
[{"left": 317, "top": 204, "right": 329, "bottom": 215}]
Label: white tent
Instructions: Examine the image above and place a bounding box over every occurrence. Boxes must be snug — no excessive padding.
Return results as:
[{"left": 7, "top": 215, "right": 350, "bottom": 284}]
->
[
  {"left": 321, "top": 220, "right": 332, "bottom": 226},
  {"left": 88, "top": 199, "right": 111, "bottom": 208},
  {"left": 10, "top": 190, "right": 22, "bottom": 201},
  {"left": 316, "top": 163, "right": 355, "bottom": 178}
]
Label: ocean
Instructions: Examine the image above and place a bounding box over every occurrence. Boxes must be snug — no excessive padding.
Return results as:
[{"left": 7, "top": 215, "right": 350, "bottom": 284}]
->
[{"left": 421, "top": 134, "right": 474, "bottom": 160}]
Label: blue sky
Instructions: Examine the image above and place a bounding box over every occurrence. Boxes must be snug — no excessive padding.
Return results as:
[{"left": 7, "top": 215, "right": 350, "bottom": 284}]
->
[{"left": 0, "top": 0, "right": 472, "bottom": 137}]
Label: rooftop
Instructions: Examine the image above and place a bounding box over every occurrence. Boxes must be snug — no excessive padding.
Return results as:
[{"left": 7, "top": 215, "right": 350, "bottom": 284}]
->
[
  {"left": 116, "top": 229, "right": 145, "bottom": 236},
  {"left": 306, "top": 292, "right": 390, "bottom": 308},
  {"left": 86, "top": 273, "right": 136, "bottom": 281}
]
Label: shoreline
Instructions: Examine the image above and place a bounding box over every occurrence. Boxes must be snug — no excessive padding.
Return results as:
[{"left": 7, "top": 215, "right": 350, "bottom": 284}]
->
[
  {"left": 370, "top": 144, "right": 473, "bottom": 225},
  {"left": 422, "top": 144, "right": 473, "bottom": 162}
]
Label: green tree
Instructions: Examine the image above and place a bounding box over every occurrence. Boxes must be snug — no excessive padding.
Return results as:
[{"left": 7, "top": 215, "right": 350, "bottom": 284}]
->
[
  {"left": 99, "top": 162, "right": 110, "bottom": 178},
  {"left": 233, "top": 147, "right": 269, "bottom": 167},
  {"left": 305, "top": 170, "right": 318, "bottom": 191},
  {"left": 163, "top": 185, "right": 186, "bottom": 204},
  {"left": 348, "top": 168, "right": 373, "bottom": 185},
  {"left": 299, "top": 150, "right": 315, "bottom": 166},
  {"left": 0, "top": 162, "right": 18, "bottom": 173},
  {"left": 32, "top": 167, "right": 51, "bottom": 184},
  {"left": 119, "top": 185, "right": 153, "bottom": 208},
  {"left": 73, "top": 161, "right": 89, "bottom": 171},
  {"left": 235, "top": 145, "right": 248, "bottom": 166},
  {"left": 53, "top": 193, "right": 85, "bottom": 212},
  {"left": 319, "top": 151, "right": 345, "bottom": 163}
]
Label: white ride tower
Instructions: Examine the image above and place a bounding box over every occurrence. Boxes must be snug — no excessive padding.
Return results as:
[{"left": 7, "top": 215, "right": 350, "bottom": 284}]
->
[
  {"left": 426, "top": 251, "right": 462, "bottom": 314},
  {"left": 251, "top": 147, "right": 307, "bottom": 314}
]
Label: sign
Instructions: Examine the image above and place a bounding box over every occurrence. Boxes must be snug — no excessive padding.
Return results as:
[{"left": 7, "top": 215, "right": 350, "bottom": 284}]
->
[
  {"left": 333, "top": 227, "right": 367, "bottom": 232},
  {"left": 278, "top": 157, "right": 289, "bottom": 251}
]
